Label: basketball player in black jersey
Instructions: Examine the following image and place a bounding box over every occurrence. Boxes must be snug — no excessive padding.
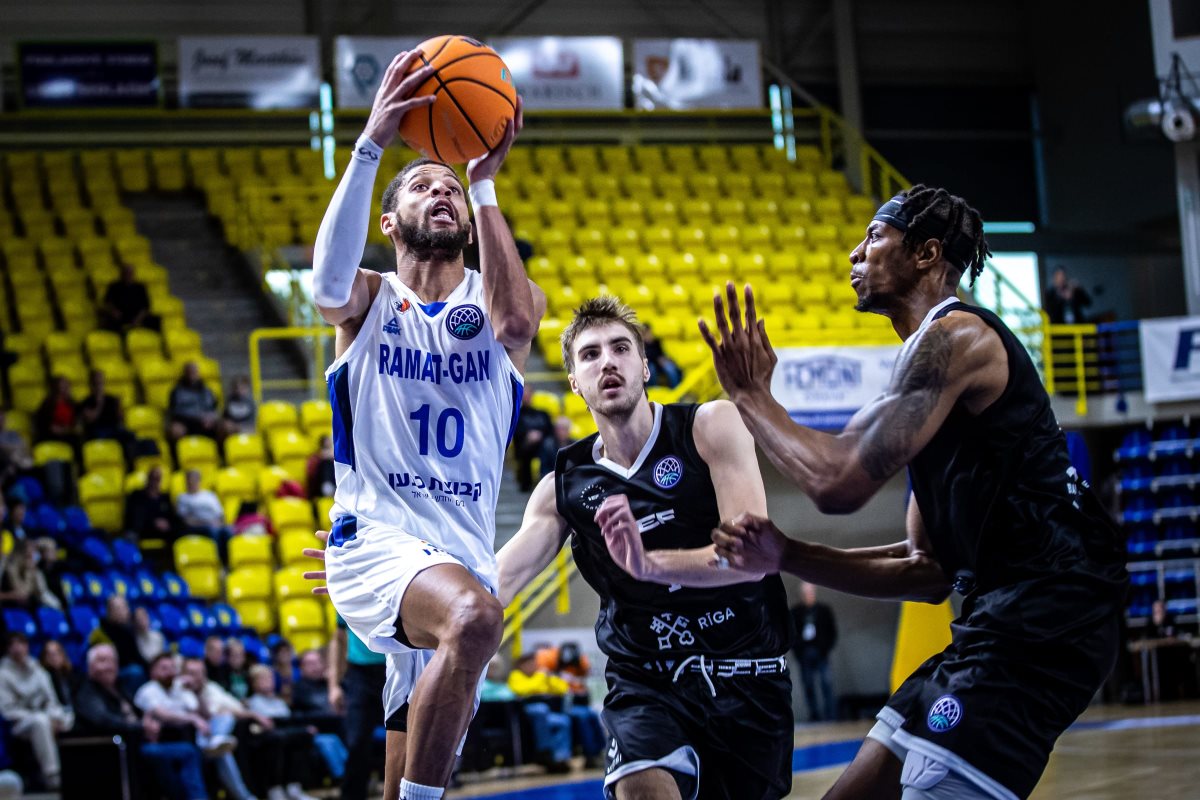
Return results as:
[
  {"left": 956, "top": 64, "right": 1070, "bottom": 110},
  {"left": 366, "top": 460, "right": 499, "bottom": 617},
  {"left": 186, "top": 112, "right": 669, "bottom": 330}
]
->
[{"left": 681, "top": 185, "right": 1127, "bottom": 800}]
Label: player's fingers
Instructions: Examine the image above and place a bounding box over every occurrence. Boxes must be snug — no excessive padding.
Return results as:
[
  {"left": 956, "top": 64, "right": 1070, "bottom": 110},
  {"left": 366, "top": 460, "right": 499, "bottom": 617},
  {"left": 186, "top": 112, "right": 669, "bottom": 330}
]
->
[
  {"left": 698, "top": 318, "right": 719, "bottom": 353},
  {"left": 514, "top": 95, "right": 525, "bottom": 133},
  {"left": 744, "top": 284, "right": 758, "bottom": 332},
  {"left": 389, "top": 49, "right": 424, "bottom": 77},
  {"left": 725, "top": 282, "right": 742, "bottom": 337},
  {"left": 395, "top": 64, "right": 435, "bottom": 98},
  {"left": 392, "top": 95, "right": 436, "bottom": 116},
  {"left": 314, "top": 529, "right": 330, "bottom": 543},
  {"left": 312, "top": 587, "right": 329, "bottom": 596},
  {"left": 302, "top": 570, "right": 327, "bottom": 581},
  {"left": 758, "top": 318, "right": 772, "bottom": 350},
  {"left": 711, "top": 529, "right": 743, "bottom": 552},
  {"left": 301, "top": 548, "right": 326, "bottom": 562},
  {"left": 712, "top": 291, "right": 731, "bottom": 342}
]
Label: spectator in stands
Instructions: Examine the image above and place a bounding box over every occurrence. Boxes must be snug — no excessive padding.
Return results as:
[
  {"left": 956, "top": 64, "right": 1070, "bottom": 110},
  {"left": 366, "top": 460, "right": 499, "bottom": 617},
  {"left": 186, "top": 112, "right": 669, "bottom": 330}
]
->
[
  {"left": 224, "top": 637, "right": 251, "bottom": 700},
  {"left": 641, "top": 323, "right": 682, "bottom": 388},
  {"left": 512, "top": 391, "right": 558, "bottom": 492},
  {"left": 481, "top": 655, "right": 516, "bottom": 702},
  {"left": 73, "top": 644, "right": 208, "bottom": 800},
  {"left": 245, "top": 665, "right": 325, "bottom": 799},
  {"left": 791, "top": 581, "right": 839, "bottom": 722},
  {"left": 0, "top": 410, "right": 33, "bottom": 483},
  {"left": 124, "top": 465, "right": 177, "bottom": 542},
  {"left": 1044, "top": 266, "right": 1093, "bottom": 325},
  {"left": 32, "top": 539, "right": 68, "bottom": 609},
  {"left": 306, "top": 435, "right": 336, "bottom": 499},
  {"left": 76, "top": 369, "right": 135, "bottom": 460},
  {"left": 0, "top": 632, "right": 73, "bottom": 790},
  {"left": 221, "top": 376, "right": 256, "bottom": 437},
  {"left": 291, "top": 649, "right": 337, "bottom": 723},
  {"left": 0, "top": 729, "right": 22, "bottom": 800},
  {"left": 168, "top": 362, "right": 220, "bottom": 443},
  {"left": 534, "top": 643, "right": 605, "bottom": 765},
  {"left": 38, "top": 639, "right": 75, "bottom": 712},
  {"left": 554, "top": 414, "right": 574, "bottom": 447},
  {"left": 2, "top": 501, "right": 28, "bottom": 543},
  {"left": 271, "top": 641, "right": 297, "bottom": 704},
  {"left": 33, "top": 375, "right": 79, "bottom": 451},
  {"left": 507, "top": 652, "right": 573, "bottom": 772},
  {"left": 178, "top": 469, "right": 232, "bottom": 556},
  {"left": 99, "top": 264, "right": 159, "bottom": 333},
  {"left": 92, "top": 595, "right": 148, "bottom": 690},
  {"left": 134, "top": 654, "right": 236, "bottom": 755},
  {"left": 133, "top": 606, "right": 165, "bottom": 664},
  {"left": 329, "top": 613, "right": 384, "bottom": 800},
  {"left": 203, "top": 636, "right": 230, "bottom": 688},
  {"left": 0, "top": 538, "right": 61, "bottom": 610}
]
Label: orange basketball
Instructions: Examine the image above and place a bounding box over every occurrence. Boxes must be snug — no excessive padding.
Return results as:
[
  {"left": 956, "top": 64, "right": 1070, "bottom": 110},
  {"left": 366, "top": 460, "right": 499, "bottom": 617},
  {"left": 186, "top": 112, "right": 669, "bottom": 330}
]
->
[{"left": 399, "top": 35, "right": 517, "bottom": 164}]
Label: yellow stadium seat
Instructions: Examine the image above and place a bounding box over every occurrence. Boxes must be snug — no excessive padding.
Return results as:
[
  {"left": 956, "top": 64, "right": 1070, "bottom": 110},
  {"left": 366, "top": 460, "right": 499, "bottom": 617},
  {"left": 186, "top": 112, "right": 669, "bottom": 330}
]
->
[
  {"left": 8, "top": 361, "right": 46, "bottom": 414},
  {"left": 33, "top": 441, "right": 74, "bottom": 467},
  {"left": 529, "top": 391, "right": 562, "bottom": 417},
  {"left": 136, "top": 359, "right": 177, "bottom": 408},
  {"left": 273, "top": 566, "right": 311, "bottom": 601},
  {"left": 802, "top": 252, "right": 835, "bottom": 277},
  {"left": 5, "top": 412, "right": 31, "bottom": 444},
  {"left": 177, "top": 435, "right": 219, "bottom": 473},
  {"left": 258, "top": 465, "right": 293, "bottom": 502},
  {"left": 227, "top": 566, "right": 272, "bottom": 602},
  {"left": 269, "top": 429, "right": 311, "bottom": 465},
  {"left": 125, "top": 405, "right": 163, "bottom": 440},
  {"left": 279, "top": 597, "right": 326, "bottom": 636},
  {"left": 258, "top": 401, "right": 298, "bottom": 435},
  {"left": 82, "top": 439, "right": 124, "bottom": 474},
  {"left": 180, "top": 565, "right": 221, "bottom": 601},
  {"left": 734, "top": 253, "right": 769, "bottom": 283},
  {"left": 739, "top": 224, "right": 774, "bottom": 249},
  {"left": 808, "top": 223, "right": 840, "bottom": 248},
  {"left": 679, "top": 200, "right": 712, "bottom": 223},
  {"left": 125, "top": 329, "right": 163, "bottom": 361},
  {"left": 611, "top": 199, "right": 645, "bottom": 224},
  {"left": 796, "top": 283, "right": 831, "bottom": 307},
  {"left": 233, "top": 600, "right": 274, "bottom": 635},
  {"left": 174, "top": 534, "right": 219, "bottom": 570},
  {"left": 721, "top": 174, "right": 753, "bottom": 195},
  {"left": 785, "top": 171, "right": 819, "bottom": 195},
  {"left": 288, "top": 630, "right": 329, "bottom": 654},
  {"left": 44, "top": 331, "right": 84, "bottom": 362},
  {"left": 164, "top": 328, "right": 203, "bottom": 360},
  {"left": 675, "top": 226, "right": 707, "bottom": 249},
  {"left": 224, "top": 433, "right": 265, "bottom": 470},
  {"left": 747, "top": 199, "right": 782, "bottom": 223},
  {"left": 299, "top": 400, "right": 332, "bottom": 436},
  {"left": 79, "top": 472, "right": 124, "bottom": 532},
  {"left": 270, "top": 497, "right": 315, "bottom": 531},
  {"left": 315, "top": 496, "right": 335, "bottom": 528},
  {"left": 228, "top": 533, "right": 274, "bottom": 571},
  {"left": 714, "top": 199, "right": 747, "bottom": 223},
  {"left": 754, "top": 173, "right": 786, "bottom": 197},
  {"left": 685, "top": 174, "right": 719, "bottom": 195},
  {"left": 277, "top": 528, "right": 316, "bottom": 566}
]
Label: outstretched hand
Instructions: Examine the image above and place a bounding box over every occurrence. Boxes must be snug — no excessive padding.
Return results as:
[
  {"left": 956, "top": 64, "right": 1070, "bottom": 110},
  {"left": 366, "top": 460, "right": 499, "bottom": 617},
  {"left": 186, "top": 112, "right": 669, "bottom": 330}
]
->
[
  {"left": 711, "top": 513, "right": 788, "bottom": 575},
  {"left": 595, "top": 494, "right": 650, "bottom": 580},
  {"left": 302, "top": 530, "right": 330, "bottom": 596},
  {"left": 467, "top": 96, "right": 524, "bottom": 183},
  {"left": 363, "top": 50, "right": 437, "bottom": 149},
  {"left": 698, "top": 283, "right": 778, "bottom": 402}
]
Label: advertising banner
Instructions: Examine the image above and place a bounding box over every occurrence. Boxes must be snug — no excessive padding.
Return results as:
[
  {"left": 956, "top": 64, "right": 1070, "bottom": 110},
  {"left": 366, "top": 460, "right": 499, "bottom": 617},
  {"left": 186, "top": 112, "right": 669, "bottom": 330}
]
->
[
  {"left": 771, "top": 346, "right": 901, "bottom": 429},
  {"left": 1140, "top": 316, "right": 1200, "bottom": 403},
  {"left": 632, "top": 39, "right": 762, "bottom": 110},
  {"left": 490, "top": 36, "right": 623, "bottom": 110},
  {"left": 18, "top": 41, "right": 160, "bottom": 108},
  {"left": 334, "top": 36, "right": 424, "bottom": 109},
  {"left": 178, "top": 36, "right": 321, "bottom": 109}
]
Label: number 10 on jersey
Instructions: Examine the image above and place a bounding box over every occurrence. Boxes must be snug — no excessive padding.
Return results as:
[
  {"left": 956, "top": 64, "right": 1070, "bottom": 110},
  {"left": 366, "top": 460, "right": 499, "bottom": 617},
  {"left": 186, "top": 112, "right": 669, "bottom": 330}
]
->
[{"left": 409, "top": 404, "right": 465, "bottom": 457}]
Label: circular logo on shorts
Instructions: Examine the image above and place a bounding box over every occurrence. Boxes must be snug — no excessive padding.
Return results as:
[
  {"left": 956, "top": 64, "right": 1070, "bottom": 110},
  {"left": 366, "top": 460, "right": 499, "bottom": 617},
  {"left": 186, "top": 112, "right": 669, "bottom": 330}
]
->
[
  {"left": 926, "top": 695, "right": 962, "bottom": 733},
  {"left": 579, "top": 483, "right": 607, "bottom": 511},
  {"left": 446, "top": 304, "right": 484, "bottom": 340},
  {"left": 653, "top": 456, "right": 683, "bottom": 489}
]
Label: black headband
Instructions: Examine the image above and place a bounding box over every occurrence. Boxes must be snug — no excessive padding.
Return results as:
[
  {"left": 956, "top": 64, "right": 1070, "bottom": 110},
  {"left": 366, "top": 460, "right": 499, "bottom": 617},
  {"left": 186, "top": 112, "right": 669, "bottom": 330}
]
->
[{"left": 872, "top": 193, "right": 976, "bottom": 271}]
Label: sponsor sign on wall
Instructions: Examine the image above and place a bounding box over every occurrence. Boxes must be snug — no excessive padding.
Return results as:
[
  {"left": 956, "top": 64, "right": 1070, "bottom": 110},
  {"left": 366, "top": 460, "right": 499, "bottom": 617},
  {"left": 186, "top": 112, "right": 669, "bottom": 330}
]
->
[
  {"left": 178, "top": 36, "right": 321, "bottom": 109},
  {"left": 1140, "top": 315, "right": 1200, "bottom": 403},
  {"left": 771, "top": 346, "right": 901, "bottom": 429},
  {"left": 490, "top": 36, "right": 623, "bottom": 110},
  {"left": 18, "top": 41, "right": 160, "bottom": 108},
  {"left": 334, "top": 36, "right": 424, "bottom": 109},
  {"left": 632, "top": 39, "right": 762, "bottom": 110}
]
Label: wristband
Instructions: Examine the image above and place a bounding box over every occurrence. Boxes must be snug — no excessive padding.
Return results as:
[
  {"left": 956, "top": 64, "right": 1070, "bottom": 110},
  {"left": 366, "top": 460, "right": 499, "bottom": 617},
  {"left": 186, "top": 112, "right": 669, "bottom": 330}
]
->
[
  {"left": 353, "top": 135, "right": 383, "bottom": 165},
  {"left": 469, "top": 179, "right": 498, "bottom": 211}
]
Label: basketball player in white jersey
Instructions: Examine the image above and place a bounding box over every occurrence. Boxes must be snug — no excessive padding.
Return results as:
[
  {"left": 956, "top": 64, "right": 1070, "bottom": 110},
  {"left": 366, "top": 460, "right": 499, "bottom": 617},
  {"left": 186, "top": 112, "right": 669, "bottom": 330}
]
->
[{"left": 310, "top": 50, "right": 544, "bottom": 800}]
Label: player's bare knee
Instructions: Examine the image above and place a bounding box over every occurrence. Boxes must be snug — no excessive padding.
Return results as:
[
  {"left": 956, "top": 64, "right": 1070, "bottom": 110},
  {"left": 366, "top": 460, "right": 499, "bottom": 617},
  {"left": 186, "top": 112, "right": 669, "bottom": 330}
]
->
[{"left": 442, "top": 591, "right": 503, "bottom": 661}]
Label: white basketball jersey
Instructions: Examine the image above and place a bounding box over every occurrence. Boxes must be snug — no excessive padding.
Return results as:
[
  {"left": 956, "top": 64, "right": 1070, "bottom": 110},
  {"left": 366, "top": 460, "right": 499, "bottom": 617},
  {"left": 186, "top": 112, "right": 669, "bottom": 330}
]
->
[{"left": 325, "top": 270, "right": 523, "bottom": 591}]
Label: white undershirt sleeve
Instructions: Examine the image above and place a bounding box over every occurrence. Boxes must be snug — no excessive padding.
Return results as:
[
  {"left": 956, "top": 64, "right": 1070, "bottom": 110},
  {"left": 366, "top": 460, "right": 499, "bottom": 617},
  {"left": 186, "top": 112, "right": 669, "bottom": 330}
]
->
[{"left": 311, "top": 135, "right": 384, "bottom": 308}]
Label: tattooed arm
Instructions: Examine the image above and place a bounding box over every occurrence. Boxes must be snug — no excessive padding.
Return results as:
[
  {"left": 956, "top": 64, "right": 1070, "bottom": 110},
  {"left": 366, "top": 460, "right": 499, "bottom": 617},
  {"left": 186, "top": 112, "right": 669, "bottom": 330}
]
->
[{"left": 702, "top": 285, "right": 1008, "bottom": 513}]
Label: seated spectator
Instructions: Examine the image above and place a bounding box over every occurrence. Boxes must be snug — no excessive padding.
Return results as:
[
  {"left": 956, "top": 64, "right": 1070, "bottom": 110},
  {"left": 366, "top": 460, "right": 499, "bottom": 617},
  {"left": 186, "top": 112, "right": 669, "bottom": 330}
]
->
[
  {"left": 0, "top": 410, "right": 33, "bottom": 482},
  {"left": 291, "top": 649, "right": 339, "bottom": 728},
  {"left": 224, "top": 637, "right": 252, "bottom": 700},
  {"left": 0, "top": 632, "right": 73, "bottom": 790},
  {"left": 1043, "top": 266, "right": 1092, "bottom": 325},
  {"left": 91, "top": 595, "right": 147, "bottom": 691},
  {"left": 245, "top": 665, "right": 328, "bottom": 797},
  {"left": 0, "top": 538, "right": 61, "bottom": 610},
  {"left": 168, "top": 362, "right": 220, "bottom": 443},
  {"left": 221, "top": 376, "right": 256, "bottom": 437},
  {"left": 133, "top": 605, "right": 165, "bottom": 664},
  {"left": 99, "top": 264, "right": 159, "bottom": 333},
  {"left": 76, "top": 369, "right": 135, "bottom": 459},
  {"left": 641, "top": 324, "right": 682, "bottom": 388},
  {"left": 124, "top": 465, "right": 177, "bottom": 542},
  {"left": 38, "top": 639, "right": 76, "bottom": 711},
  {"left": 512, "top": 391, "right": 558, "bottom": 492},
  {"left": 306, "top": 435, "right": 336, "bottom": 499},
  {"left": 73, "top": 644, "right": 208, "bottom": 800},
  {"left": 271, "top": 641, "right": 297, "bottom": 704},
  {"left": 553, "top": 415, "right": 574, "bottom": 448},
  {"left": 33, "top": 376, "right": 79, "bottom": 451},
  {"left": 204, "top": 636, "right": 230, "bottom": 688},
  {"left": 481, "top": 655, "right": 516, "bottom": 702},
  {"left": 177, "top": 469, "right": 232, "bottom": 557},
  {"left": 507, "top": 652, "right": 572, "bottom": 771},
  {"left": 2, "top": 501, "right": 28, "bottom": 542},
  {"left": 32, "top": 538, "right": 68, "bottom": 609},
  {"left": 536, "top": 643, "right": 604, "bottom": 765}
]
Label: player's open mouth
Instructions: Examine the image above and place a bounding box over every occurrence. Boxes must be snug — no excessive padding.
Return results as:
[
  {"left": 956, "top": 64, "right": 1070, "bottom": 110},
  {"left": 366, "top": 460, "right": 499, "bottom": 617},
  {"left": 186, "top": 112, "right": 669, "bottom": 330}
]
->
[
  {"left": 429, "top": 201, "right": 456, "bottom": 223},
  {"left": 600, "top": 376, "right": 622, "bottom": 391},
  {"left": 850, "top": 272, "right": 864, "bottom": 287}
]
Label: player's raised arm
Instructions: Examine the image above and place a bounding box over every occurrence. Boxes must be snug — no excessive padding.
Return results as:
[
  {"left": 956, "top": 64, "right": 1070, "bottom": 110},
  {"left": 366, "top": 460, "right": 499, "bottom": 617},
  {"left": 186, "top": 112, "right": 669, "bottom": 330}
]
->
[
  {"left": 312, "top": 51, "right": 435, "bottom": 329},
  {"left": 496, "top": 472, "right": 570, "bottom": 606},
  {"left": 700, "top": 283, "right": 1006, "bottom": 514},
  {"left": 465, "top": 97, "right": 545, "bottom": 353}
]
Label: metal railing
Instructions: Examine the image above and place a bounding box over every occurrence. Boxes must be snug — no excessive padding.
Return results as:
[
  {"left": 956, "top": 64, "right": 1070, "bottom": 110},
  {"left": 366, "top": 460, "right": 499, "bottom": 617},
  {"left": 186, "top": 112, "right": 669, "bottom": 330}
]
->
[
  {"left": 1041, "top": 317, "right": 1143, "bottom": 416},
  {"left": 247, "top": 326, "right": 334, "bottom": 404},
  {"left": 502, "top": 549, "right": 578, "bottom": 657}
]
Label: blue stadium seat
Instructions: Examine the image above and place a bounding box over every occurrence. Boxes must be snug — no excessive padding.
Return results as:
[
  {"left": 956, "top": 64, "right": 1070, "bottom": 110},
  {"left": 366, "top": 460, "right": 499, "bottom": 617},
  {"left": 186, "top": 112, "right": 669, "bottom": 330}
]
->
[
  {"left": 60, "top": 573, "right": 87, "bottom": 606},
  {"left": 12, "top": 476, "right": 45, "bottom": 506},
  {"left": 80, "top": 537, "right": 115, "bottom": 568},
  {"left": 83, "top": 571, "right": 114, "bottom": 604},
  {"left": 113, "top": 539, "right": 144, "bottom": 573},
  {"left": 241, "top": 635, "right": 270, "bottom": 664},
  {"left": 2, "top": 609, "right": 37, "bottom": 639},
  {"left": 161, "top": 571, "right": 190, "bottom": 602},
  {"left": 157, "top": 603, "right": 190, "bottom": 640},
  {"left": 69, "top": 605, "right": 100, "bottom": 638},
  {"left": 63, "top": 506, "right": 92, "bottom": 538},
  {"left": 36, "top": 606, "right": 71, "bottom": 642},
  {"left": 136, "top": 570, "right": 166, "bottom": 602},
  {"left": 30, "top": 505, "right": 65, "bottom": 538},
  {"left": 178, "top": 636, "right": 205, "bottom": 659},
  {"left": 63, "top": 639, "right": 88, "bottom": 668},
  {"left": 109, "top": 571, "right": 140, "bottom": 602},
  {"left": 186, "top": 603, "right": 217, "bottom": 637},
  {"left": 212, "top": 603, "right": 241, "bottom": 635}
]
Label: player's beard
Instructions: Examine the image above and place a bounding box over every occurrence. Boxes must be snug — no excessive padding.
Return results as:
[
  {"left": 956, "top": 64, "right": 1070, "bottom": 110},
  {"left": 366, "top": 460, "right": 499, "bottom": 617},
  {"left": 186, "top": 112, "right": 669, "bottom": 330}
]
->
[
  {"left": 398, "top": 219, "right": 470, "bottom": 261},
  {"left": 590, "top": 382, "right": 645, "bottom": 421}
]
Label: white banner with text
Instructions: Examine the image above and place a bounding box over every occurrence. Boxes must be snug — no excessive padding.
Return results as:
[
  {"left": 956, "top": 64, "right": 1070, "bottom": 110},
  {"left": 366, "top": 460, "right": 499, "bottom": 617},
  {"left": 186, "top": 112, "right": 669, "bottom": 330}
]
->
[
  {"left": 178, "top": 36, "right": 321, "bottom": 109},
  {"left": 771, "top": 346, "right": 900, "bottom": 429},
  {"left": 1140, "top": 315, "right": 1200, "bottom": 403}
]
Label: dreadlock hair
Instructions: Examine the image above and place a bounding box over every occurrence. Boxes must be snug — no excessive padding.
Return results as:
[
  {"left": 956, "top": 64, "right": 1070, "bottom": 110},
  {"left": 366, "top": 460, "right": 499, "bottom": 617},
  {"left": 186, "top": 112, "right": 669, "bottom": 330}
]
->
[
  {"left": 560, "top": 296, "right": 645, "bottom": 373},
  {"left": 896, "top": 184, "right": 991, "bottom": 287},
  {"left": 380, "top": 157, "right": 458, "bottom": 214}
]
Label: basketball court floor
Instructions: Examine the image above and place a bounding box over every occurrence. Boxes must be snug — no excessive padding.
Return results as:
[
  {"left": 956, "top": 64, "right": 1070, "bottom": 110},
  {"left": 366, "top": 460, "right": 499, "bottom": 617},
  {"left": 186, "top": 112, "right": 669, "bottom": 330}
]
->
[{"left": 445, "top": 701, "right": 1200, "bottom": 800}]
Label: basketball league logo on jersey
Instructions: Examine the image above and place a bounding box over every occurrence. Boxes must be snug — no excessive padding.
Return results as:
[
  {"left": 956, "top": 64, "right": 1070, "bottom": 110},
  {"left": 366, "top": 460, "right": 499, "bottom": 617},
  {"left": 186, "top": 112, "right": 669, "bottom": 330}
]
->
[
  {"left": 926, "top": 695, "right": 963, "bottom": 733},
  {"left": 446, "top": 304, "right": 484, "bottom": 340},
  {"left": 653, "top": 455, "right": 683, "bottom": 489}
]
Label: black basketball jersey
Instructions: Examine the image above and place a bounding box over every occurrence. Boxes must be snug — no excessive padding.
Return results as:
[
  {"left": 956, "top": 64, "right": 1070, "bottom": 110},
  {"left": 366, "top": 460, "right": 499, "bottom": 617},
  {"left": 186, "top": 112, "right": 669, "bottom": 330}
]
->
[
  {"left": 555, "top": 402, "right": 791, "bottom": 665},
  {"left": 907, "top": 301, "right": 1128, "bottom": 642}
]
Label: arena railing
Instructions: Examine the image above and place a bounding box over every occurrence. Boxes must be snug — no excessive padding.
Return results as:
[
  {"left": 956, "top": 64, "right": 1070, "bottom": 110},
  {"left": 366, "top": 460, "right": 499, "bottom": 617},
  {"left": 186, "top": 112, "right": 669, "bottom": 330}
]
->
[{"left": 502, "top": 549, "right": 577, "bottom": 657}]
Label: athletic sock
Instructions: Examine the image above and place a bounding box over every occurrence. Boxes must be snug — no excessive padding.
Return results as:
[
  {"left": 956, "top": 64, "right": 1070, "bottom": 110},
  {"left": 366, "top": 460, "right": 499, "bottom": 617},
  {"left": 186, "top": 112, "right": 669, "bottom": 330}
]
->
[{"left": 399, "top": 779, "right": 443, "bottom": 800}]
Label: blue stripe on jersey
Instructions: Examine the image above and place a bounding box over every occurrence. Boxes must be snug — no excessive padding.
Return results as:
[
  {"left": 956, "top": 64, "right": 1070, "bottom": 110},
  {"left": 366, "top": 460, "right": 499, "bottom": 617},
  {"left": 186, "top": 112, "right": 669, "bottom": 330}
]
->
[
  {"left": 418, "top": 301, "right": 446, "bottom": 317},
  {"left": 505, "top": 374, "right": 523, "bottom": 447},
  {"left": 329, "top": 514, "right": 358, "bottom": 547},
  {"left": 329, "top": 362, "right": 355, "bottom": 469}
]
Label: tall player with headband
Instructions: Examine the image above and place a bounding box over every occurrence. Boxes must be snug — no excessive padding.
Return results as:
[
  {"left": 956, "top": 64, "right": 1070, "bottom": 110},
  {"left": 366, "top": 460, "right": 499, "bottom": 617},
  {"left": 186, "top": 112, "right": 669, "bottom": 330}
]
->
[{"left": 310, "top": 50, "right": 543, "bottom": 800}]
